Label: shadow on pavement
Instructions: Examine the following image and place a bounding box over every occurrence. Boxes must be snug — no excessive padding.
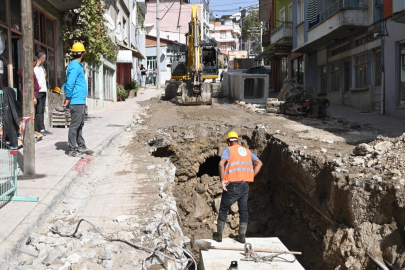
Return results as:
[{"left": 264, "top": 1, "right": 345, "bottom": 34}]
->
[{"left": 55, "top": 141, "right": 69, "bottom": 154}]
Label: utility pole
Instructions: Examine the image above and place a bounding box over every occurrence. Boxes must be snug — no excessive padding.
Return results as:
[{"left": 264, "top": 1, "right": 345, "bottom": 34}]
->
[
  {"left": 260, "top": 22, "right": 264, "bottom": 66},
  {"left": 156, "top": 0, "right": 161, "bottom": 89},
  {"left": 21, "top": 0, "right": 35, "bottom": 175}
]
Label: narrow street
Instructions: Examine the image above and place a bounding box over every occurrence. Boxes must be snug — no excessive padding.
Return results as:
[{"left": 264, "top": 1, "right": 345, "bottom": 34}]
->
[{"left": 3, "top": 91, "right": 405, "bottom": 269}]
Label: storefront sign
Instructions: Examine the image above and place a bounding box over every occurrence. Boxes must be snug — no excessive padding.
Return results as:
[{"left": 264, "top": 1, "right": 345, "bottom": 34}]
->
[
  {"left": 275, "top": 45, "right": 291, "bottom": 55},
  {"left": 116, "top": 50, "right": 132, "bottom": 63}
]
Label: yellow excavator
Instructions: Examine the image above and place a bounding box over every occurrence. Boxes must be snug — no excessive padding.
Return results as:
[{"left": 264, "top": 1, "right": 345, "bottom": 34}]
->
[{"left": 166, "top": 5, "right": 219, "bottom": 105}]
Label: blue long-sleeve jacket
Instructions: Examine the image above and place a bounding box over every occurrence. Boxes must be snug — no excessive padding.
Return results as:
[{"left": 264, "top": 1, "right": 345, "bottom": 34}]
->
[{"left": 64, "top": 60, "right": 87, "bottom": 105}]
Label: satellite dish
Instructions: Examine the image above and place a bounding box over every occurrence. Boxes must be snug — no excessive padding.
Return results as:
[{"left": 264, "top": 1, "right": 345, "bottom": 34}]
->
[
  {"left": 0, "top": 34, "right": 5, "bottom": 54},
  {"left": 103, "top": 13, "right": 115, "bottom": 31}
]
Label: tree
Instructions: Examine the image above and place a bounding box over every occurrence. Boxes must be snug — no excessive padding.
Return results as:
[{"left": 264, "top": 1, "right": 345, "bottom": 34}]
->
[
  {"left": 61, "top": 0, "right": 117, "bottom": 65},
  {"left": 241, "top": 10, "right": 260, "bottom": 41}
]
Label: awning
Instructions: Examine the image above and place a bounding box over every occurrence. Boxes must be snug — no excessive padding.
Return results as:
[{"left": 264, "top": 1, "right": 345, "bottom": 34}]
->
[
  {"left": 116, "top": 40, "right": 145, "bottom": 60},
  {"left": 254, "top": 41, "right": 293, "bottom": 61}
]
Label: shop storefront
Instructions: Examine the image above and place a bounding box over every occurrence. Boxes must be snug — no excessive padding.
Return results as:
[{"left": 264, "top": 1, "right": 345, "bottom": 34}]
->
[{"left": 0, "top": 1, "right": 57, "bottom": 93}]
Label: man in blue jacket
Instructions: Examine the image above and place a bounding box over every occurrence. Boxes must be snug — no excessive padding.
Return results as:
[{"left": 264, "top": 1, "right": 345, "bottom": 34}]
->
[{"left": 62, "top": 42, "right": 93, "bottom": 157}]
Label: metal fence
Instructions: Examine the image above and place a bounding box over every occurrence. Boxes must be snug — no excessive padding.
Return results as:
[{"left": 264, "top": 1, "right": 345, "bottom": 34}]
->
[
  {"left": 0, "top": 89, "right": 37, "bottom": 202},
  {"left": 319, "top": 0, "right": 366, "bottom": 21}
]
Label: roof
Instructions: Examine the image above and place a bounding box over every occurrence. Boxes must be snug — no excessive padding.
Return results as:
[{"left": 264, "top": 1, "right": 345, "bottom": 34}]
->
[{"left": 146, "top": 35, "right": 184, "bottom": 47}]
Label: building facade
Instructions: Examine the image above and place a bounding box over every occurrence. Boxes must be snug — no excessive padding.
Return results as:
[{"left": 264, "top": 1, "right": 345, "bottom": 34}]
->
[
  {"left": 144, "top": 0, "right": 209, "bottom": 81},
  {"left": 209, "top": 15, "right": 241, "bottom": 55},
  {"left": 257, "top": 0, "right": 405, "bottom": 118},
  {"left": 0, "top": 0, "right": 146, "bottom": 118}
]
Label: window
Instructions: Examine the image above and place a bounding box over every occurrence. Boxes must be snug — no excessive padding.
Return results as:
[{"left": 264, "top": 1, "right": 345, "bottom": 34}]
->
[
  {"left": 331, "top": 62, "right": 340, "bottom": 91},
  {"left": 297, "top": 0, "right": 304, "bottom": 24},
  {"left": 320, "top": 66, "right": 327, "bottom": 94},
  {"left": 0, "top": 0, "right": 6, "bottom": 24},
  {"left": 33, "top": 7, "right": 57, "bottom": 90},
  {"left": 375, "top": 50, "right": 381, "bottom": 87},
  {"left": 103, "top": 67, "right": 114, "bottom": 101},
  {"left": 87, "top": 63, "right": 97, "bottom": 98},
  {"left": 355, "top": 53, "right": 368, "bottom": 88},
  {"left": 355, "top": 32, "right": 379, "bottom": 47},
  {"left": 147, "top": 56, "right": 157, "bottom": 71},
  {"left": 399, "top": 43, "right": 405, "bottom": 105},
  {"left": 220, "top": 31, "right": 226, "bottom": 38},
  {"left": 220, "top": 44, "right": 227, "bottom": 51},
  {"left": 122, "top": 18, "right": 127, "bottom": 41},
  {"left": 288, "top": 4, "right": 293, "bottom": 22},
  {"left": 279, "top": 7, "right": 285, "bottom": 27},
  {"left": 332, "top": 43, "right": 350, "bottom": 56}
]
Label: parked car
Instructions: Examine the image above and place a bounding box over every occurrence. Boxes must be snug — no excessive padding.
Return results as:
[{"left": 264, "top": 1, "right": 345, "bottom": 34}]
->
[{"left": 246, "top": 66, "right": 271, "bottom": 75}]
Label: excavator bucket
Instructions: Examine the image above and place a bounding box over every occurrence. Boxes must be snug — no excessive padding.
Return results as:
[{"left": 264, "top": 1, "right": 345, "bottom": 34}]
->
[{"left": 178, "top": 82, "right": 212, "bottom": 105}]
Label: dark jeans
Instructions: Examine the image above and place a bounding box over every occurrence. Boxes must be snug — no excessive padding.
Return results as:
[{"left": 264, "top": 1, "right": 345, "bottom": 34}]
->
[
  {"left": 68, "top": 104, "right": 86, "bottom": 152},
  {"left": 218, "top": 182, "right": 249, "bottom": 223},
  {"left": 153, "top": 77, "right": 156, "bottom": 85},
  {"left": 35, "top": 92, "right": 46, "bottom": 131}
]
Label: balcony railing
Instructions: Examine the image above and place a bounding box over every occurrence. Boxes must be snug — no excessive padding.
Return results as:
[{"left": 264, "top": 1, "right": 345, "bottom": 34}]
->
[
  {"left": 270, "top": 22, "right": 292, "bottom": 43},
  {"left": 319, "top": 0, "right": 367, "bottom": 21}
]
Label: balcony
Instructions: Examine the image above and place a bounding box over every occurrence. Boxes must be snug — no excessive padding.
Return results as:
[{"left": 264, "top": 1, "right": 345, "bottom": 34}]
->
[
  {"left": 44, "top": 0, "right": 82, "bottom": 12},
  {"left": 294, "top": 0, "right": 368, "bottom": 53},
  {"left": 270, "top": 22, "right": 292, "bottom": 44}
]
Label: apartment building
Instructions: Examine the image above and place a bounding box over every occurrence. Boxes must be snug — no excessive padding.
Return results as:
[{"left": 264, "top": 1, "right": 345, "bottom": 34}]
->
[
  {"left": 209, "top": 15, "right": 241, "bottom": 55},
  {"left": 256, "top": 0, "right": 405, "bottom": 118}
]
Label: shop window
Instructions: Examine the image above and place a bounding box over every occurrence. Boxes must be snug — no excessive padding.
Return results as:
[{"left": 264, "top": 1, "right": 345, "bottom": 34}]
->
[
  {"left": 355, "top": 53, "right": 368, "bottom": 88},
  {"left": 46, "top": 18, "right": 54, "bottom": 48},
  {"left": 10, "top": 0, "right": 21, "bottom": 32},
  {"left": 0, "top": 26, "right": 8, "bottom": 88},
  {"left": 320, "top": 66, "right": 327, "bottom": 94},
  {"left": 0, "top": 0, "right": 6, "bottom": 24},
  {"left": 399, "top": 43, "right": 405, "bottom": 105},
  {"left": 331, "top": 61, "right": 340, "bottom": 91},
  {"left": 33, "top": 7, "right": 57, "bottom": 90}
]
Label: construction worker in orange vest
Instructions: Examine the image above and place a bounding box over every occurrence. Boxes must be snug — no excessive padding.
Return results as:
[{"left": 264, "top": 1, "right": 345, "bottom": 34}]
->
[{"left": 213, "top": 131, "right": 263, "bottom": 243}]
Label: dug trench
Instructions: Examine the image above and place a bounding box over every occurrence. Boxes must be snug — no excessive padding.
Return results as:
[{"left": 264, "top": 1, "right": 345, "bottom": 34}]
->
[{"left": 134, "top": 98, "right": 405, "bottom": 269}]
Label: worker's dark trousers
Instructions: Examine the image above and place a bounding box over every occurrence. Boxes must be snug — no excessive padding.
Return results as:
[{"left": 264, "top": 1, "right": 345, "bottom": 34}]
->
[
  {"left": 68, "top": 104, "right": 86, "bottom": 152},
  {"left": 218, "top": 182, "right": 249, "bottom": 223},
  {"left": 35, "top": 92, "right": 46, "bottom": 131}
]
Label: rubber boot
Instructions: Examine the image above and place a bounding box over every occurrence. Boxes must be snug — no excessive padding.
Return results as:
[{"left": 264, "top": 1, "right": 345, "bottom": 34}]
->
[
  {"left": 213, "top": 220, "right": 225, "bottom": 242},
  {"left": 237, "top": 222, "right": 248, "bottom": 243}
]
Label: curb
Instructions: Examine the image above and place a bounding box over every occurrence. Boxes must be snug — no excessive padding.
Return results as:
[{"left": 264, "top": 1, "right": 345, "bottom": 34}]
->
[{"left": 0, "top": 130, "right": 123, "bottom": 270}]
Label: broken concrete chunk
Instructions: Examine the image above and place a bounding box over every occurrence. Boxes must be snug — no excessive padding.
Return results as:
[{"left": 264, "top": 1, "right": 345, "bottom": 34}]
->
[
  {"left": 320, "top": 148, "right": 327, "bottom": 153},
  {"left": 98, "top": 250, "right": 113, "bottom": 261},
  {"left": 116, "top": 215, "right": 129, "bottom": 223},
  {"left": 353, "top": 143, "right": 373, "bottom": 156},
  {"left": 194, "top": 193, "right": 211, "bottom": 221},
  {"left": 66, "top": 253, "right": 81, "bottom": 265},
  {"left": 374, "top": 141, "right": 393, "bottom": 155}
]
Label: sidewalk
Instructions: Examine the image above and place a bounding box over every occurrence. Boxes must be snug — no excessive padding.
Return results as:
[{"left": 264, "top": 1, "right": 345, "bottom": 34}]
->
[
  {"left": 328, "top": 104, "right": 405, "bottom": 137},
  {"left": 0, "top": 86, "right": 161, "bottom": 267}
]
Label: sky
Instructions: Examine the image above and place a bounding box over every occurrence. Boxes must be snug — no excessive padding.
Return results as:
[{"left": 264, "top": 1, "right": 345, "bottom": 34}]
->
[{"left": 190, "top": 0, "right": 259, "bottom": 17}]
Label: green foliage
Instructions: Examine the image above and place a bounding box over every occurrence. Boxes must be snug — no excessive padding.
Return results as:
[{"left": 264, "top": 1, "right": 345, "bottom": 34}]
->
[
  {"left": 219, "top": 60, "right": 227, "bottom": 69},
  {"left": 124, "top": 78, "right": 139, "bottom": 91},
  {"left": 241, "top": 11, "right": 260, "bottom": 41},
  {"left": 117, "top": 84, "right": 128, "bottom": 100},
  {"left": 61, "top": 0, "right": 118, "bottom": 65}
]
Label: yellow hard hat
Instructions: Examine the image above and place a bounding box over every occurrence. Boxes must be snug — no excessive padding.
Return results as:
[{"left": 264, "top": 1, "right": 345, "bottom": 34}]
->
[
  {"left": 53, "top": 87, "right": 61, "bottom": 94},
  {"left": 226, "top": 131, "right": 239, "bottom": 143},
  {"left": 71, "top": 42, "right": 86, "bottom": 52}
]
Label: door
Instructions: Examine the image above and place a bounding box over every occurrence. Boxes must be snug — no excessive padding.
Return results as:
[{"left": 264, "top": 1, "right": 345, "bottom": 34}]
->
[{"left": 344, "top": 59, "right": 350, "bottom": 92}]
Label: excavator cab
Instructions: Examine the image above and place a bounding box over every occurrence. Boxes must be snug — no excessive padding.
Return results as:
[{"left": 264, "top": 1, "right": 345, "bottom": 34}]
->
[{"left": 201, "top": 39, "right": 219, "bottom": 77}]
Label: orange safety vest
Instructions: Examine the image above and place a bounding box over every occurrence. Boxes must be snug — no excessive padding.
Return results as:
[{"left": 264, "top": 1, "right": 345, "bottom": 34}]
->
[{"left": 223, "top": 145, "right": 254, "bottom": 182}]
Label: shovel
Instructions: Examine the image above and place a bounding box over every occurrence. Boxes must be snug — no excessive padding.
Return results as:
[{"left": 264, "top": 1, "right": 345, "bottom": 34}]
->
[{"left": 194, "top": 239, "right": 302, "bottom": 255}]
